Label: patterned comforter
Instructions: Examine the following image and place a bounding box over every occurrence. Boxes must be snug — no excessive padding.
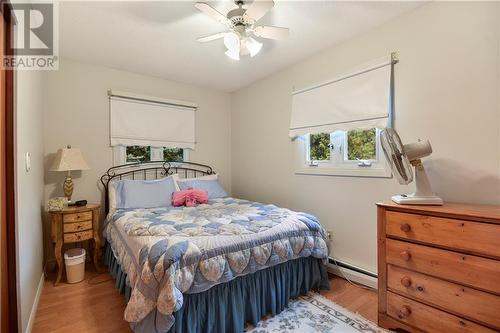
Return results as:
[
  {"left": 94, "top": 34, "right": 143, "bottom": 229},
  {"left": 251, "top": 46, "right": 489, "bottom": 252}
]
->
[{"left": 104, "top": 197, "right": 329, "bottom": 333}]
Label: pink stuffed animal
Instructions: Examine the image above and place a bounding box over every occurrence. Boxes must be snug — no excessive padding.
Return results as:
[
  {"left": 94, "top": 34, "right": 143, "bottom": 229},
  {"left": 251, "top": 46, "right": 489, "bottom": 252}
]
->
[{"left": 172, "top": 188, "right": 208, "bottom": 207}]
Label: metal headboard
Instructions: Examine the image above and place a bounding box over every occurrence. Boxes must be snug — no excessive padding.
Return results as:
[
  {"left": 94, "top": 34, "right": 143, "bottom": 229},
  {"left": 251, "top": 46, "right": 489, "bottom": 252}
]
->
[{"left": 100, "top": 161, "right": 214, "bottom": 213}]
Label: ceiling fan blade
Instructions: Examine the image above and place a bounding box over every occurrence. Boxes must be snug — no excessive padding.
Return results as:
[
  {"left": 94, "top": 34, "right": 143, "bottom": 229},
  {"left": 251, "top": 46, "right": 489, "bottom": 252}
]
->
[
  {"left": 221, "top": 1, "right": 239, "bottom": 14},
  {"left": 195, "top": 2, "right": 230, "bottom": 26},
  {"left": 253, "top": 26, "right": 289, "bottom": 40},
  {"left": 244, "top": 0, "right": 274, "bottom": 22},
  {"left": 197, "top": 32, "right": 226, "bottom": 43}
]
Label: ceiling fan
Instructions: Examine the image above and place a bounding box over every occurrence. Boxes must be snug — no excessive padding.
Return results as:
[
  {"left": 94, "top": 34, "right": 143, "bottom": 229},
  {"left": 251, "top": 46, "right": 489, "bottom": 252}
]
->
[{"left": 195, "top": 0, "right": 289, "bottom": 60}]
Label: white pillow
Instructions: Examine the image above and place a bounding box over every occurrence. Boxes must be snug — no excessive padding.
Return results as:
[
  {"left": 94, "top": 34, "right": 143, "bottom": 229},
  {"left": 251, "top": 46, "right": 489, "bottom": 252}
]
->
[
  {"left": 115, "top": 176, "right": 177, "bottom": 209},
  {"left": 174, "top": 173, "right": 217, "bottom": 189},
  {"left": 108, "top": 174, "right": 181, "bottom": 208},
  {"left": 175, "top": 174, "right": 228, "bottom": 199},
  {"left": 108, "top": 181, "right": 118, "bottom": 210}
]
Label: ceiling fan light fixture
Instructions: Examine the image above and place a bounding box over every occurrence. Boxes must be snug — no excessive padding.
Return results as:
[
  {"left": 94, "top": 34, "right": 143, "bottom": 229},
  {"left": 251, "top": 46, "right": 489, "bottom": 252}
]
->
[
  {"left": 195, "top": 0, "right": 288, "bottom": 60},
  {"left": 223, "top": 32, "right": 240, "bottom": 51},
  {"left": 246, "top": 37, "right": 262, "bottom": 57},
  {"left": 225, "top": 47, "right": 240, "bottom": 61}
]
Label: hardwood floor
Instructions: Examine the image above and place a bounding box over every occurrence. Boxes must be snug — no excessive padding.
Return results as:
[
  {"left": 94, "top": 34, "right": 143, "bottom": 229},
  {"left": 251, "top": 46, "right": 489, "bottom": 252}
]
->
[
  {"left": 33, "top": 271, "right": 377, "bottom": 332},
  {"left": 321, "top": 275, "right": 378, "bottom": 323},
  {"left": 33, "top": 269, "right": 131, "bottom": 333}
]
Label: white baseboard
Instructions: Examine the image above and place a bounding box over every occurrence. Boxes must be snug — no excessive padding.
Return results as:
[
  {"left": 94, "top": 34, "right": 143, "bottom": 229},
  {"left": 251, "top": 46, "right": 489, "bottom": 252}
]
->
[
  {"left": 26, "top": 273, "right": 44, "bottom": 333},
  {"left": 327, "top": 262, "right": 378, "bottom": 290}
]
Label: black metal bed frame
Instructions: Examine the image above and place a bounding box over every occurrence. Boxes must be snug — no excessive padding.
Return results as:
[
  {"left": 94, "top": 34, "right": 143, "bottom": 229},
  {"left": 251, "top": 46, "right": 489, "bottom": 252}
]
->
[{"left": 100, "top": 161, "right": 214, "bottom": 213}]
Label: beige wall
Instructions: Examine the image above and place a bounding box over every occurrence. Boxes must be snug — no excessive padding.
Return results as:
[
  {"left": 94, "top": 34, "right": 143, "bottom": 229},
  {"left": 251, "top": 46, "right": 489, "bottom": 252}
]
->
[
  {"left": 231, "top": 2, "right": 500, "bottom": 273},
  {"left": 43, "top": 59, "right": 232, "bottom": 208},
  {"left": 16, "top": 70, "right": 45, "bottom": 332}
]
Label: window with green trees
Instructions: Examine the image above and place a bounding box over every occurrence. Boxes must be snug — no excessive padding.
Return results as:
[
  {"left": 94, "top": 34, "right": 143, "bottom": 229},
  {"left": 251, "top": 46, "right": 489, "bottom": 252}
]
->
[
  {"left": 309, "top": 133, "right": 331, "bottom": 161},
  {"left": 125, "top": 146, "right": 184, "bottom": 163},
  {"left": 307, "top": 128, "right": 378, "bottom": 164},
  {"left": 163, "top": 148, "right": 184, "bottom": 162},
  {"left": 301, "top": 128, "right": 386, "bottom": 176},
  {"left": 126, "top": 146, "right": 151, "bottom": 163},
  {"left": 346, "top": 128, "right": 376, "bottom": 160}
]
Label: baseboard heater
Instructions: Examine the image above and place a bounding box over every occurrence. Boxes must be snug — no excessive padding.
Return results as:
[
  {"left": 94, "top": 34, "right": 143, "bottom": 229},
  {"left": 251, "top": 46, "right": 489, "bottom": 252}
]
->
[
  {"left": 327, "top": 257, "right": 378, "bottom": 289},
  {"left": 328, "top": 258, "right": 377, "bottom": 278}
]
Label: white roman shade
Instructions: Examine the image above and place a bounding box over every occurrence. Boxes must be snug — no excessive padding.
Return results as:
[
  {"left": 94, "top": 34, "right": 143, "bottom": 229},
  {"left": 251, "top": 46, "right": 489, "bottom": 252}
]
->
[
  {"left": 109, "top": 91, "right": 196, "bottom": 149},
  {"left": 289, "top": 55, "right": 395, "bottom": 138}
]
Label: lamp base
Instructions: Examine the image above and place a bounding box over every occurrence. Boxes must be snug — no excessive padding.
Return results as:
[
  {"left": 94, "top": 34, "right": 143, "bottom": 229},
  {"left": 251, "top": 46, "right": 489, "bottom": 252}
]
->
[{"left": 63, "top": 174, "right": 73, "bottom": 202}]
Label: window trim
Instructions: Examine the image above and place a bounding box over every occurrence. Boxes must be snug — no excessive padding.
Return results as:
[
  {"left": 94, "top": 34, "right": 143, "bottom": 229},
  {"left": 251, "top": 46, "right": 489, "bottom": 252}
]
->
[
  {"left": 294, "top": 130, "right": 392, "bottom": 178},
  {"left": 112, "top": 146, "right": 189, "bottom": 166}
]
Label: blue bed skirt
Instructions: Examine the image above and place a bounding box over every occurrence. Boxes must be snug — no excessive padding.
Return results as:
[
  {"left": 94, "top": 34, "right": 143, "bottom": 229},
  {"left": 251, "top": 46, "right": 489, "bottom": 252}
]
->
[{"left": 104, "top": 243, "right": 329, "bottom": 333}]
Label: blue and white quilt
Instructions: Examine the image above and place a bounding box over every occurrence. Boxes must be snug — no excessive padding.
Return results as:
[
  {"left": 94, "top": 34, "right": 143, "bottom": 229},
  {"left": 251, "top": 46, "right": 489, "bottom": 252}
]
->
[{"left": 104, "top": 197, "right": 329, "bottom": 333}]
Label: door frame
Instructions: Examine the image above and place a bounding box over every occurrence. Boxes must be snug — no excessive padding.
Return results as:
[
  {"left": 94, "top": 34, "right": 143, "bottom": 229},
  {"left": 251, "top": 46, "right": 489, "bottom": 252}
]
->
[{"left": 0, "top": 0, "right": 17, "bottom": 332}]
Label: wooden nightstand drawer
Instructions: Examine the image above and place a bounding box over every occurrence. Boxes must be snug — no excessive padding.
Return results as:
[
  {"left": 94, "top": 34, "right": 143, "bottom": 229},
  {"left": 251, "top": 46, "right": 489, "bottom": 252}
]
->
[
  {"left": 63, "top": 220, "right": 92, "bottom": 233},
  {"left": 386, "top": 211, "right": 500, "bottom": 258},
  {"left": 63, "top": 211, "right": 92, "bottom": 223},
  {"left": 386, "top": 239, "right": 500, "bottom": 294},
  {"left": 387, "top": 292, "right": 496, "bottom": 333},
  {"left": 63, "top": 230, "right": 93, "bottom": 243},
  {"left": 387, "top": 265, "right": 500, "bottom": 329}
]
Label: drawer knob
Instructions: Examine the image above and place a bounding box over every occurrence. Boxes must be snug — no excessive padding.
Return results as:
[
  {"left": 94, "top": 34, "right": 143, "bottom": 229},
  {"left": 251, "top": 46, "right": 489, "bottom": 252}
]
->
[
  {"left": 401, "top": 276, "right": 412, "bottom": 287},
  {"left": 400, "top": 223, "right": 411, "bottom": 232},
  {"left": 398, "top": 305, "right": 412, "bottom": 318},
  {"left": 400, "top": 251, "right": 411, "bottom": 261}
]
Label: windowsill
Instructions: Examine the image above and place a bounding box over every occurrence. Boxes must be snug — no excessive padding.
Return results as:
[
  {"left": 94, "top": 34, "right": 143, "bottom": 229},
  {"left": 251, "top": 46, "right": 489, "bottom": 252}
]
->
[{"left": 295, "top": 166, "right": 392, "bottom": 178}]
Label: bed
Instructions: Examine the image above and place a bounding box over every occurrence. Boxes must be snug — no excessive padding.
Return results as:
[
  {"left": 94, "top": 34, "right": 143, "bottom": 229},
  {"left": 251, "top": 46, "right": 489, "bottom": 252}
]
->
[{"left": 101, "top": 161, "right": 330, "bottom": 333}]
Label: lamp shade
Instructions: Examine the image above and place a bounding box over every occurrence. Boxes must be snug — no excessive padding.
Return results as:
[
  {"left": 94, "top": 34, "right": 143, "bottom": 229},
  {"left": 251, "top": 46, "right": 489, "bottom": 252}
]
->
[{"left": 49, "top": 147, "right": 89, "bottom": 171}]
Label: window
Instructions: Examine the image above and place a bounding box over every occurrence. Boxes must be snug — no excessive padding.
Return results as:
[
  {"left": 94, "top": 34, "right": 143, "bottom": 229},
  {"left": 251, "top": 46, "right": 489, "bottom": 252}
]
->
[
  {"left": 296, "top": 128, "right": 390, "bottom": 177},
  {"left": 114, "top": 146, "right": 188, "bottom": 165},
  {"left": 309, "top": 133, "right": 331, "bottom": 161},
  {"left": 163, "top": 148, "right": 184, "bottom": 162},
  {"left": 126, "top": 146, "right": 151, "bottom": 163},
  {"left": 346, "top": 128, "right": 376, "bottom": 161}
]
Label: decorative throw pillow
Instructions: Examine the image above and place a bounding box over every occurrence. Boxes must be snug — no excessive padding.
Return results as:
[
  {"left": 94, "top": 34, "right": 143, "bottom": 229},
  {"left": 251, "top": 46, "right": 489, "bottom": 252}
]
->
[{"left": 172, "top": 188, "right": 209, "bottom": 207}]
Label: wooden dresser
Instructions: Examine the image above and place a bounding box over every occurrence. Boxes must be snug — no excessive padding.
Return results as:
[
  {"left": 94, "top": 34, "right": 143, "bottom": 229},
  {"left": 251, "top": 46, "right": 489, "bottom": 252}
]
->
[{"left": 377, "top": 202, "right": 500, "bottom": 333}]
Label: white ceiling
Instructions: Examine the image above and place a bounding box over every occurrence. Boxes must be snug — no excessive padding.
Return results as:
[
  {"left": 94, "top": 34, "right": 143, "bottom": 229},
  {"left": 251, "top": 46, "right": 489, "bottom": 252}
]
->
[{"left": 60, "top": 1, "right": 423, "bottom": 92}]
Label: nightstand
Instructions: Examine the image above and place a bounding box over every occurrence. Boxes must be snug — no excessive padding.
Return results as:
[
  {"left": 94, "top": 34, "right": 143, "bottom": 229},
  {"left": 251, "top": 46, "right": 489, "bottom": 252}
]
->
[{"left": 49, "top": 204, "right": 102, "bottom": 286}]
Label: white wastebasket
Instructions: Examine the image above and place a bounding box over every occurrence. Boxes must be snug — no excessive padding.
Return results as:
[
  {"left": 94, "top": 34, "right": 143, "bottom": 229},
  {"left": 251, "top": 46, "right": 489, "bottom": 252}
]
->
[{"left": 64, "top": 248, "right": 86, "bottom": 284}]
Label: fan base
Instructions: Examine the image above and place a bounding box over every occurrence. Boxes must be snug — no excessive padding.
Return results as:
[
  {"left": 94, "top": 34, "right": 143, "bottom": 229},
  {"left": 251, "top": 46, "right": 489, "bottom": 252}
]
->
[{"left": 392, "top": 194, "right": 443, "bottom": 206}]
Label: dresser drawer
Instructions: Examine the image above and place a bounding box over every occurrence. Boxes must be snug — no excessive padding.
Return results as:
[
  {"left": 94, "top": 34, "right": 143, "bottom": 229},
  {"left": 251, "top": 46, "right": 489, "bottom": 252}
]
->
[
  {"left": 387, "top": 265, "right": 500, "bottom": 329},
  {"left": 386, "top": 239, "right": 500, "bottom": 295},
  {"left": 63, "top": 211, "right": 92, "bottom": 223},
  {"left": 63, "top": 230, "right": 93, "bottom": 243},
  {"left": 386, "top": 211, "right": 500, "bottom": 258},
  {"left": 387, "top": 292, "right": 496, "bottom": 333},
  {"left": 63, "top": 221, "right": 92, "bottom": 233}
]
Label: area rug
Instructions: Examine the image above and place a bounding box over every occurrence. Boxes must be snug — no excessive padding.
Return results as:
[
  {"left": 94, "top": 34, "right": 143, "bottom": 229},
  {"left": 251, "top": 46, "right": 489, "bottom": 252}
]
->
[{"left": 246, "top": 293, "right": 388, "bottom": 333}]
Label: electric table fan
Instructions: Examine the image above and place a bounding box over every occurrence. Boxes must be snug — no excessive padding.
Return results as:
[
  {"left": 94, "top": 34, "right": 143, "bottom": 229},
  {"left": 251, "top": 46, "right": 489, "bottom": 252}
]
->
[{"left": 380, "top": 128, "right": 443, "bottom": 205}]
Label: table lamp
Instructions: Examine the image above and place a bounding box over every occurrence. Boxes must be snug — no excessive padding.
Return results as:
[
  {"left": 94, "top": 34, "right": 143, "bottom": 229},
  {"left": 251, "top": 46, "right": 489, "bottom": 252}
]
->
[{"left": 49, "top": 145, "right": 89, "bottom": 202}]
